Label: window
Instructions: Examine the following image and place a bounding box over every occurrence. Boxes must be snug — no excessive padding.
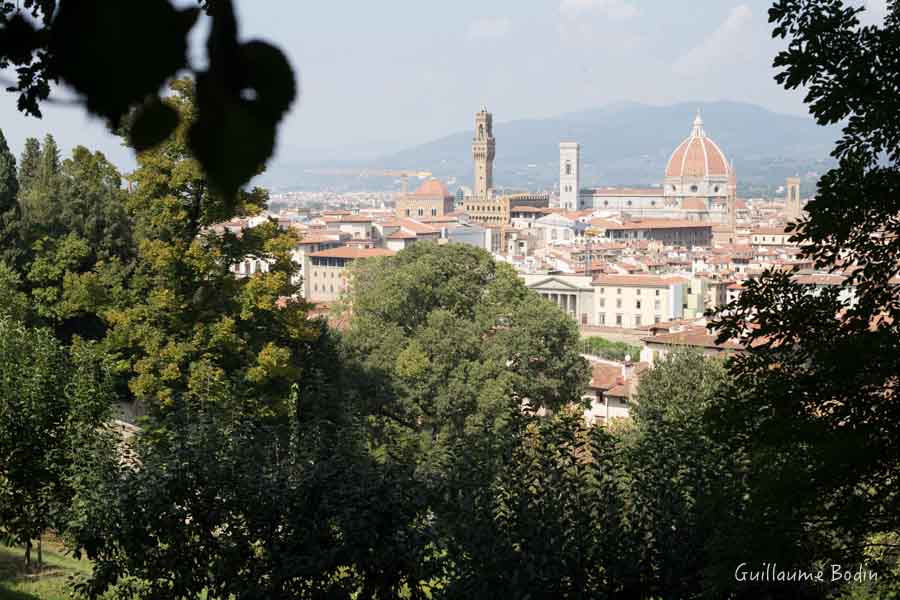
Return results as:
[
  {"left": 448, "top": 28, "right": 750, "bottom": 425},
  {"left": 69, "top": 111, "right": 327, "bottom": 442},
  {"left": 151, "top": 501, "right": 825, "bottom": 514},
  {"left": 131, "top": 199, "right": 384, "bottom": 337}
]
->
[
  {"left": 655, "top": 289, "right": 660, "bottom": 296},
  {"left": 565, "top": 161, "right": 572, "bottom": 176},
  {"left": 636, "top": 288, "right": 641, "bottom": 296},
  {"left": 617, "top": 288, "right": 622, "bottom": 295},
  {"left": 654, "top": 300, "right": 661, "bottom": 310},
  {"left": 599, "top": 298, "right": 605, "bottom": 308},
  {"left": 599, "top": 288, "right": 605, "bottom": 294},
  {"left": 634, "top": 315, "right": 641, "bottom": 327},
  {"left": 635, "top": 300, "right": 641, "bottom": 309},
  {"left": 616, "top": 298, "right": 622, "bottom": 309},
  {"left": 431, "top": 208, "right": 437, "bottom": 217},
  {"left": 598, "top": 313, "right": 606, "bottom": 325},
  {"left": 616, "top": 314, "right": 623, "bottom": 326},
  {"left": 417, "top": 208, "right": 423, "bottom": 217},
  {"left": 690, "top": 185, "right": 698, "bottom": 193},
  {"left": 654, "top": 315, "right": 661, "bottom": 323},
  {"left": 687, "top": 287, "right": 693, "bottom": 295}
]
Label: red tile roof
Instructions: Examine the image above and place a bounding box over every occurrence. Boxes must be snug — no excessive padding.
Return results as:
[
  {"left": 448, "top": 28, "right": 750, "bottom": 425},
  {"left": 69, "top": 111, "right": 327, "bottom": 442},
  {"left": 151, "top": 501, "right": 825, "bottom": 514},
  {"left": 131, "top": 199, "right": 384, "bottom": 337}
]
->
[{"left": 415, "top": 179, "right": 451, "bottom": 198}]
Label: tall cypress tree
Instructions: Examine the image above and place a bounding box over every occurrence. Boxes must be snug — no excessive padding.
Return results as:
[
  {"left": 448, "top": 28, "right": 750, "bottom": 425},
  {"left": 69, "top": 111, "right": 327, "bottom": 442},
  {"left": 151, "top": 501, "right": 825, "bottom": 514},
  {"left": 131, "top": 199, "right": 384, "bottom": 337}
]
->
[
  {"left": 18, "top": 137, "right": 41, "bottom": 195},
  {"left": 0, "top": 128, "right": 21, "bottom": 267},
  {"left": 36, "top": 134, "right": 60, "bottom": 191}
]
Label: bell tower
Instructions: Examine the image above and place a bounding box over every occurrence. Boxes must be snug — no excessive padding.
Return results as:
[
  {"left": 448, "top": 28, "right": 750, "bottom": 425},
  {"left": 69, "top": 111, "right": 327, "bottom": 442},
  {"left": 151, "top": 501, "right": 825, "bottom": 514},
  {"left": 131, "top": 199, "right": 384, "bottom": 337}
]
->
[
  {"left": 786, "top": 176, "right": 802, "bottom": 221},
  {"left": 472, "top": 107, "right": 495, "bottom": 200}
]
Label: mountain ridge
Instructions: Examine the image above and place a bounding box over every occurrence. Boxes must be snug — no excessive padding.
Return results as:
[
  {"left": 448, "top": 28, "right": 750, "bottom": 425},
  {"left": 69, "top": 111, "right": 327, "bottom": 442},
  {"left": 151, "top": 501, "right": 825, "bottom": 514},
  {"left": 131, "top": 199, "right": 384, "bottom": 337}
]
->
[{"left": 263, "top": 101, "right": 840, "bottom": 195}]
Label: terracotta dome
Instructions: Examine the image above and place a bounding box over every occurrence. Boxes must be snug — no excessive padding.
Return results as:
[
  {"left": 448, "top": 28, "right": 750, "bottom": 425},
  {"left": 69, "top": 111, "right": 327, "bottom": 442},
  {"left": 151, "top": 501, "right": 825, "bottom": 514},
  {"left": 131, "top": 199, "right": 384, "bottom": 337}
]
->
[
  {"left": 665, "top": 113, "right": 731, "bottom": 179},
  {"left": 415, "top": 179, "right": 451, "bottom": 197}
]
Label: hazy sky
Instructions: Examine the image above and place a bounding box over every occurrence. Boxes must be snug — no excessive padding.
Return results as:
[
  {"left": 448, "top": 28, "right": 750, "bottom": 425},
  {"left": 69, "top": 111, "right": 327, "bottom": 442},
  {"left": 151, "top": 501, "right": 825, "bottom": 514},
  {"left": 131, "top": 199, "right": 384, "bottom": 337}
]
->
[{"left": 0, "top": 0, "right": 888, "bottom": 170}]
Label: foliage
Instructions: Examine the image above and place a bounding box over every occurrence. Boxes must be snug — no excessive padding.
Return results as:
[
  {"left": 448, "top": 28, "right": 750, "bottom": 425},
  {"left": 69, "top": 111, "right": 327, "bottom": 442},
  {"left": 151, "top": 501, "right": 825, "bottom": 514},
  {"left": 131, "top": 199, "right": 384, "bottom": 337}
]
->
[
  {"left": 580, "top": 336, "right": 640, "bottom": 362},
  {"left": 69, "top": 342, "right": 441, "bottom": 600},
  {"left": 0, "top": 128, "right": 19, "bottom": 268},
  {"left": 4, "top": 134, "right": 135, "bottom": 340},
  {"left": 0, "top": 0, "right": 295, "bottom": 198},
  {"left": 101, "top": 79, "right": 313, "bottom": 415},
  {"left": 342, "top": 242, "right": 589, "bottom": 470},
  {"left": 436, "top": 406, "right": 642, "bottom": 599},
  {"left": 0, "top": 318, "right": 113, "bottom": 567},
  {"left": 710, "top": 0, "right": 900, "bottom": 567}
]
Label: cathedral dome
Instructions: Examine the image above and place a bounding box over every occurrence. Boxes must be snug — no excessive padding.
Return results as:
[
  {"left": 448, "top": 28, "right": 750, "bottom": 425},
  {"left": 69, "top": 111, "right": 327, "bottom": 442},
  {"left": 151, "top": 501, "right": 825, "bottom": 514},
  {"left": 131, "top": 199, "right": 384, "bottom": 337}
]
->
[
  {"left": 415, "top": 179, "right": 451, "bottom": 198},
  {"left": 665, "top": 113, "right": 731, "bottom": 179}
]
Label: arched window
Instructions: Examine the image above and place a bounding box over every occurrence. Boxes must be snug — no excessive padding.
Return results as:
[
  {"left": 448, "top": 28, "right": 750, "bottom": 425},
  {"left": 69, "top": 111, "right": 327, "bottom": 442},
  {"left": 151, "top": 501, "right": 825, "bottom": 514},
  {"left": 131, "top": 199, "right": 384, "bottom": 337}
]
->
[
  {"left": 690, "top": 185, "right": 698, "bottom": 193},
  {"left": 565, "top": 161, "right": 572, "bottom": 176}
]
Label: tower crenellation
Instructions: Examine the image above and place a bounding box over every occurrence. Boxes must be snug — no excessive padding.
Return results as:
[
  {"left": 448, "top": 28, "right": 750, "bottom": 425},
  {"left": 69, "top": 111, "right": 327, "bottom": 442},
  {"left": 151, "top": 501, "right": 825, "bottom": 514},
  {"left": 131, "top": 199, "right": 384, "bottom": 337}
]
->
[{"left": 472, "top": 107, "right": 495, "bottom": 200}]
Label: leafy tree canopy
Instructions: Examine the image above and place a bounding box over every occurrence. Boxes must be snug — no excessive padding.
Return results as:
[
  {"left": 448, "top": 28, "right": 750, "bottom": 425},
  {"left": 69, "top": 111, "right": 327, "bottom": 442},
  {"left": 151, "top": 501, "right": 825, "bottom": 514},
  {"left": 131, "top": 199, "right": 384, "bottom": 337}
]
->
[
  {"left": 341, "top": 242, "right": 590, "bottom": 469},
  {"left": 711, "top": 0, "right": 900, "bottom": 573},
  {"left": 0, "top": 0, "right": 296, "bottom": 198}
]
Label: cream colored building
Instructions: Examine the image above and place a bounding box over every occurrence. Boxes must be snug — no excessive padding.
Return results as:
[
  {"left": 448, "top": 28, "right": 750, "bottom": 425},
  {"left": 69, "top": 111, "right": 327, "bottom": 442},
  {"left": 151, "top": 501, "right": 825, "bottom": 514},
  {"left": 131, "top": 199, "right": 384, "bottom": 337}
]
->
[
  {"left": 593, "top": 274, "right": 687, "bottom": 328},
  {"left": 523, "top": 274, "right": 596, "bottom": 326},
  {"left": 395, "top": 180, "right": 455, "bottom": 219},
  {"left": 603, "top": 219, "right": 713, "bottom": 247},
  {"left": 290, "top": 234, "right": 345, "bottom": 285},
  {"left": 750, "top": 227, "right": 792, "bottom": 246},
  {"left": 303, "top": 247, "right": 395, "bottom": 304}
]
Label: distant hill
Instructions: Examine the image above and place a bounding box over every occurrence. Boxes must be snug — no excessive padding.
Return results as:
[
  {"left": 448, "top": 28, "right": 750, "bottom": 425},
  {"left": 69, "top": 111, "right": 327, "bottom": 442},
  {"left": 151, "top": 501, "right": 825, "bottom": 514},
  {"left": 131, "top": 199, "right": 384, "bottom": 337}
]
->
[{"left": 265, "top": 101, "right": 841, "bottom": 197}]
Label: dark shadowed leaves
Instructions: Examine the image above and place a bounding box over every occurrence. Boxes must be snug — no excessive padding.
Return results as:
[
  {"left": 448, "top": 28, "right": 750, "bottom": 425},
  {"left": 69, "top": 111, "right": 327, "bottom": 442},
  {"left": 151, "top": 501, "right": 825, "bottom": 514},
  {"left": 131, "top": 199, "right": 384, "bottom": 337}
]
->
[
  {"left": 188, "top": 0, "right": 296, "bottom": 198},
  {"left": 128, "top": 96, "right": 179, "bottom": 152},
  {"left": 50, "top": 0, "right": 199, "bottom": 127},
  {"left": 0, "top": 12, "right": 39, "bottom": 66}
]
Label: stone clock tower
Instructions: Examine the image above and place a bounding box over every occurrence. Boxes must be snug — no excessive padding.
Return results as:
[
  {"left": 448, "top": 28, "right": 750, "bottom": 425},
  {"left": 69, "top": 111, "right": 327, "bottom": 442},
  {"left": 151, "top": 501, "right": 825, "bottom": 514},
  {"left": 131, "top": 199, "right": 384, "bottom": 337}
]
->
[{"left": 472, "top": 107, "right": 495, "bottom": 200}]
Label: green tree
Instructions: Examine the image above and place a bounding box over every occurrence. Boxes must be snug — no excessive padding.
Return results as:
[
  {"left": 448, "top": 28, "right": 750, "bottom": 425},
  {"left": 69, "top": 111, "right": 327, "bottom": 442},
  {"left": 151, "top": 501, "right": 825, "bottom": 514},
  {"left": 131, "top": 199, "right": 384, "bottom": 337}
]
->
[
  {"left": 103, "top": 79, "right": 312, "bottom": 415},
  {"left": 436, "top": 406, "right": 641, "bottom": 599},
  {"left": 342, "top": 242, "right": 589, "bottom": 469},
  {"left": 710, "top": 0, "right": 900, "bottom": 570},
  {"left": 10, "top": 142, "right": 136, "bottom": 339},
  {"left": 69, "top": 328, "right": 440, "bottom": 600},
  {"left": 17, "top": 137, "right": 41, "bottom": 195},
  {"left": 0, "top": 127, "right": 20, "bottom": 267},
  {"left": 0, "top": 318, "right": 113, "bottom": 568},
  {"left": 19, "top": 134, "right": 61, "bottom": 236}
]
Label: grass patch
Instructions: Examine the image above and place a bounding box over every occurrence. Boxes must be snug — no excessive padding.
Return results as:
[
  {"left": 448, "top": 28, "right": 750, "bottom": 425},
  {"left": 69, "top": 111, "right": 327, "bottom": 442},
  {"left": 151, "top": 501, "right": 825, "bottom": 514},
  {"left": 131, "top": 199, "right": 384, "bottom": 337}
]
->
[
  {"left": 580, "top": 336, "right": 640, "bottom": 362},
  {"left": 0, "top": 540, "right": 90, "bottom": 600}
]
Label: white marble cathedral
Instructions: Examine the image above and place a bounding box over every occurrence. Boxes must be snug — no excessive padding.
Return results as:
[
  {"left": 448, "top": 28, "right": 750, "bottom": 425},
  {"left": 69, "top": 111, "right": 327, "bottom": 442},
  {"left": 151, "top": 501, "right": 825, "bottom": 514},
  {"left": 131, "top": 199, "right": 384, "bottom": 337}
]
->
[{"left": 561, "top": 112, "right": 736, "bottom": 224}]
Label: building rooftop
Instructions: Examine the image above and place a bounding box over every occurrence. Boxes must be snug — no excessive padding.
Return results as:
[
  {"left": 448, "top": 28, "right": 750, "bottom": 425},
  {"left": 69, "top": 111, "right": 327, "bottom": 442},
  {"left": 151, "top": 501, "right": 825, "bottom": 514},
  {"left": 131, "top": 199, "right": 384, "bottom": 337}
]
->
[
  {"left": 308, "top": 247, "right": 396, "bottom": 259},
  {"left": 592, "top": 274, "right": 689, "bottom": 287},
  {"left": 605, "top": 219, "right": 714, "bottom": 231}
]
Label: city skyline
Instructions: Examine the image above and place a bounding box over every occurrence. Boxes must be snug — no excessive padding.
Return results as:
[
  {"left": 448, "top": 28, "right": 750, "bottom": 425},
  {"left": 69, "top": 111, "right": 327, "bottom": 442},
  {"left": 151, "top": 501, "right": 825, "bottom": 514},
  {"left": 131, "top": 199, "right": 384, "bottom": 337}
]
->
[{"left": 0, "top": 0, "right": 887, "bottom": 171}]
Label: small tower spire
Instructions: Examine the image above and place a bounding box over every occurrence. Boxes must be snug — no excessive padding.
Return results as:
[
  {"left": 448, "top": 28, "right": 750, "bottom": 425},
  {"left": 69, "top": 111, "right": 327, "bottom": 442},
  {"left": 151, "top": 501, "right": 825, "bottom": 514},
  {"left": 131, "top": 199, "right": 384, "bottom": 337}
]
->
[{"left": 692, "top": 108, "right": 705, "bottom": 137}]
